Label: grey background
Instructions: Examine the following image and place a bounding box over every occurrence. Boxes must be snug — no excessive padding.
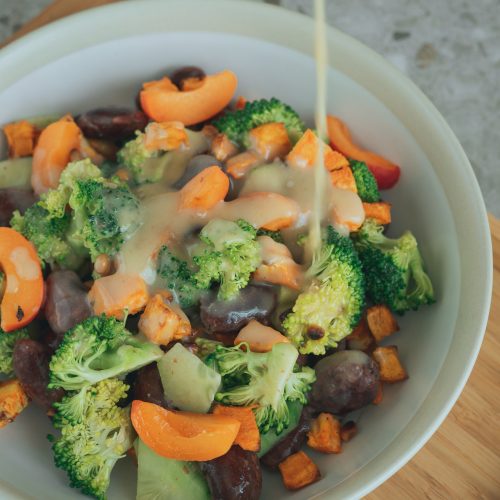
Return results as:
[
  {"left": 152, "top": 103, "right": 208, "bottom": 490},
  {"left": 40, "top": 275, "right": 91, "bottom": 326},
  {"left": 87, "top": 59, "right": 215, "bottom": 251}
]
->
[{"left": 0, "top": 0, "right": 498, "bottom": 217}]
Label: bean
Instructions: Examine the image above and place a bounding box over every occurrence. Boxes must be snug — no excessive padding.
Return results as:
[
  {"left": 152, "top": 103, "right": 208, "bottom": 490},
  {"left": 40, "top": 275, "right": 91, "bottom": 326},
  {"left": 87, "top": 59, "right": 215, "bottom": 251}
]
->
[
  {"left": 13, "top": 339, "right": 64, "bottom": 410},
  {"left": 0, "top": 188, "right": 37, "bottom": 226},
  {"left": 200, "top": 445, "right": 262, "bottom": 500},
  {"left": 130, "top": 363, "right": 172, "bottom": 409},
  {"left": 170, "top": 66, "right": 206, "bottom": 90},
  {"left": 76, "top": 107, "right": 148, "bottom": 141},
  {"left": 172, "top": 154, "right": 223, "bottom": 189}
]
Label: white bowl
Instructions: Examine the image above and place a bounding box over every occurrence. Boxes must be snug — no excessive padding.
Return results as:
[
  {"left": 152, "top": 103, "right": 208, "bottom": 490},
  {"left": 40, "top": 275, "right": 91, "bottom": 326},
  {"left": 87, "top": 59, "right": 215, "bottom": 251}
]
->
[{"left": 0, "top": 1, "right": 492, "bottom": 499}]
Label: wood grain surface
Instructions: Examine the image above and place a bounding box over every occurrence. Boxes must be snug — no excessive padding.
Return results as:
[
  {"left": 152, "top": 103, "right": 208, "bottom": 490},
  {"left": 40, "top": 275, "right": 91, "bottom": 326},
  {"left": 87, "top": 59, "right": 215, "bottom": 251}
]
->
[{"left": 4, "top": 1, "right": 499, "bottom": 498}]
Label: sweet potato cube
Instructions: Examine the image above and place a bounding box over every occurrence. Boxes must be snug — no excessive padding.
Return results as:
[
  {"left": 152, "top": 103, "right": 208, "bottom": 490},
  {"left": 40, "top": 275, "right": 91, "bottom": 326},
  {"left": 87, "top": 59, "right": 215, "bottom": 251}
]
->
[
  {"left": 372, "top": 381, "right": 383, "bottom": 405},
  {"left": 366, "top": 305, "right": 399, "bottom": 342},
  {"left": 330, "top": 165, "right": 358, "bottom": 192},
  {"left": 278, "top": 451, "right": 321, "bottom": 490},
  {"left": 88, "top": 274, "right": 149, "bottom": 320},
  {"left": 307, "top": 412, "right": 342, "bottom": 454},
  {"left": 372, "top": 346, "right": 408, "bottom": 383},
  {"left": 226, "top": 151, "right": 261, "bottom": 179},
  {"left": 340, "top": 421, "right": 358, "bottom": 442},
  {"left": 234, "top": 96, "right": 247, "bottom": 110},
  {"left": 3, "top": 120, "right": 36, "bottom": 158},
  {"left": 144, "top": 121, "right": 189, "bottom": 151},
  {"left": 248, "top": 122, "right": 291, "bottom": 161},
  {"left": 286, "top": 129, "right": 348, "bottom": 171},
  {"left": 138, "top": 293, "right": 191, "bottom": 345},
  {"left": 210, "top": 133, "right": 238, "bottom": 162},
  {"left": 346, "top": 317, "right": 377, "bottom": 352},
  {"left": 0, "top": 379, "right": 29, "bottom": 428},
  {"left": 213, "top": 404, "right": 260, "bottom": 452},
  {"left": 363, "top": 201, "right": 392, "bottom": 225}
]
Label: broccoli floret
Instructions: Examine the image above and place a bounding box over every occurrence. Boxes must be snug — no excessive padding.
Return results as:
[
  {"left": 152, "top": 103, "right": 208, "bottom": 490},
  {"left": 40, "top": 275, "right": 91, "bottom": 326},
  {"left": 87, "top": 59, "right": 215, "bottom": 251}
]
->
[
  {"left": 49, "top": 315, "right": 163, "bottom": 391},
  {"left": 350, "top": 160, "right": 380, "bottom": 202},
  {"left": 117, "top": 131, "right": 164, "bottom": 184},
  {"left": 69, "top": 177, "right": 142, "bottom": 260},
  {"left": 10, "top": 204, "right": 83, "bottom": 269},
  {"left": 0, "top": 327, "right": 29, "bottom": 375},
  {"left": 213, "top": 342, "right": 315, "bottom": 434},
  {"left": 213, "top": 97, "right": 306, "bottom": 148},
  {"left": 156, "top": 245, "right": 203, "bottom": 308},
  {"left": 192, "top": 219, "right": 261, "bottom": 300},
  {"left": 353, "top": 219, "right": 434, "bottom": 313},
  {"left": 256, "top": 228, "right": 284, "bottom": 243},
  {"left": 50, "top": 378, "right": 133, "bottom": 499},
  {"left": 283, "top": 226, "right": 365, "bottom": 355}
]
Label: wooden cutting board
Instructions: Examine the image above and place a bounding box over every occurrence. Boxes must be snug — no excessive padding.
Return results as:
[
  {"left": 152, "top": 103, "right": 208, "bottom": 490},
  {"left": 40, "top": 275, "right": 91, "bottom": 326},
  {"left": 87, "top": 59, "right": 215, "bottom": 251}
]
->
[{"left": 4, "top": 1, "right": 500, "bottom": 498}]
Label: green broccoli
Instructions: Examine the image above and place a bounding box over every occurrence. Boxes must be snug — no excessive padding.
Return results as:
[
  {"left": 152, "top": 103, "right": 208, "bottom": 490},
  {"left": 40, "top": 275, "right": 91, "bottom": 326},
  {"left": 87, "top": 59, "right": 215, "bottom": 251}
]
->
[
  {"left": 68, "top": 176, "right": 142, "bottom": 260},
  {"left": 213, "top": 342, "right": 315, "bottom": 434},
  {"left": 117, "top": 131, "right": 164, "bottom": 184},
  {"left": 156, "top": 245, "right": 202, "bottom": 308},
  {"left": 49, "top": 315, "right": 163, "bottom": 392},
  {"left": 49, "top": 378, "right": 133, "bottom": 499},
  {"left": 256, "top": 228, "right": 284, "bottom": 243},
  {"left": 350, "top": 160, "right": 380, "bottom": 202},
  {"left": 283, "top": 226, "right": 365, "bottom": 355},
  {"left": 10, "top": 204, "right": 83, "bottom": 269},
  {"left": 213, "top": 97, "right": 306, "bottom": 148},
  {"left": 353, "top": 219, "right": 434, "bottom": 313},
  {"left": 192, "top": 219, "right": 261, "bottom": 300},
  {"left": 0, "top": 327, "right": 29, "bottom": 375}
]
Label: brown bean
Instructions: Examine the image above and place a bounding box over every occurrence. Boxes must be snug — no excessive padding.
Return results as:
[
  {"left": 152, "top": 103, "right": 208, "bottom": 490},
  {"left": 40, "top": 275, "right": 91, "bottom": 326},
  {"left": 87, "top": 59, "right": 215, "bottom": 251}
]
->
[
  {"left": 130, "top": 363, "right": 172, "bottom": 409},
  {"left": 45, "top": 270, "right": 92, "bottom": 336},
  {"left": 260, "top": 408, "right": 314, "bottom": 469},
  {"left": 12, "top": 339, "right": 64, "bottom": 410},
  {"left": 170, "top": 66, "right": 206, "bottom": 90},
  {"left": 0, "top": 188, "right": 37, "bottom": 226},
  {"left": 200, "top": 445, "right": 262, "bottom": 500},
  {"left": 76, "top": 107, "right": 148, "bottom": 141}
]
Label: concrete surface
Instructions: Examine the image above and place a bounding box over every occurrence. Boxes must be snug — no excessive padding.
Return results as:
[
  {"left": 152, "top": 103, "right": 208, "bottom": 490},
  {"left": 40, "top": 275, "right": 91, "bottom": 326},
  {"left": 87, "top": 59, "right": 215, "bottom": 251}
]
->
[{"left": 0, "top": 0, "right": 498, "bottom": 216}]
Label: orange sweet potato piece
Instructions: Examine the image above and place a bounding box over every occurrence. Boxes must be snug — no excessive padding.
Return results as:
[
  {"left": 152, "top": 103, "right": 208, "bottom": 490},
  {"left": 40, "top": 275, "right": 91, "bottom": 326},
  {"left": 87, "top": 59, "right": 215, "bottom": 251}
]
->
[
  {"left": 213, "top": 404, "right": 260, "bottom": 452},
  {"left": 363, "top": 201, "right": 392, "bottom": 225},
  {"left": 3, "top": 120, "right": 36, "bottom": 158},
  {"left": 138, "top": 293, "right": 191, "bottom": 345},
  {"left": 248, "top": 122, "right": 291, "bottom": 161},
  {"left": 143, "top": 121, "right": 189, "bottom": 152},
  {"left": 307, "top": 412, "right": 342, "bottom": 454},
  {"left": 178, "top": 165, "right": 229, "bottom": 211},
  {"left": 140, "top": 70, "right": 238, "bottom": 126},
  {"left": 340, "top": 421, "right": 358, "bottom": 442},
  {"left": 373, "top": 381, "right": 383, "bottom": 405},
  {"left": 226, "top": 151, "right": 261, "bottom": 179},
  {"left": 372, "top": 346, "right": 408, "bottom": 383},
  {"left": 88, "top": 274, "right": 149, "bottom": 320},
  {"left": 234, "top": 319, "right": 290, "bottom": 353},
  {"left": 278, "top": 451, "right": 321, "bottom": 490},
  {"left": 180, "top": 76, "right": 205, "bottom": 91},
  {"left": 234, "top": 96, "right": 247, "bottom": 110},
  {"left": 346, "top": 317, "right": 377, "bottom": 352},
  {"left": 210, "top": 133, "right": 238, "bottom": 162},
  {"left": 0, "top": 379, "right": 29, "bottom": 428},
  {"left": 330, "top": 165, "right": 358, "bottom": 192},
  {"left": 366, "top": 305, "right": 399, "bottom": 342},
  {"left": 286, "top": 129, "right": 349, "bottom": 171}
]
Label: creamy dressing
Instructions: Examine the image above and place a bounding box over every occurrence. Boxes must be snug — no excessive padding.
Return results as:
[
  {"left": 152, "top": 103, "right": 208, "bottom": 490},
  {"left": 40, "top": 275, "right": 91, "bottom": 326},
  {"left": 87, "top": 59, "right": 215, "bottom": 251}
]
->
[
  {"left": 115, "top": 5, "right": 365, "bottom": 281},
  {"left": 9, "top": 247, "right": 41, "bottom": 281}
]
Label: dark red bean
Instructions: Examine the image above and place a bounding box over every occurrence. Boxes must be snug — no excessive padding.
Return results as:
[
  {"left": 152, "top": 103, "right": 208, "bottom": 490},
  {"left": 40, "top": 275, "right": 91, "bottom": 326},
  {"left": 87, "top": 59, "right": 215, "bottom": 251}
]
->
[
  {"left": 170, "top": 66, "right": 206, "bottom": 90},
  {"left": 76, "top": 107, "right": 148, "bottom": 140},
  {"left": 44, "top": 270, "right": 92, "bottom": 337},
  {"left": 200, "top": 285, "right": 278, "bottom": 334},
  {"left": 130, "top": 363, "right": 172, "bottom": 409},
  {"left": 12, "top": 339, "right": 64, "bottom": 410},
  {"left": 260, "top": 407, "right": 314, "bottom": 469},
  {"left": 200, "top": 445, "right": 262, "bottom": 500},
  {"left": 0, "top": 189, "right": 37, "bottom": 226}
]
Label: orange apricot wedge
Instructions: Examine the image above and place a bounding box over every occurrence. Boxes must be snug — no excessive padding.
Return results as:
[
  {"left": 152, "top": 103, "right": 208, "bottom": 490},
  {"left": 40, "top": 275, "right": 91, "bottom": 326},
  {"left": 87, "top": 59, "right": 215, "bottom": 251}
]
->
[
  {"left": 31, "top": 115, "right": 82, "bottom": 194},
  {"left": 0, "top": 228, "right": 44, "bottom": 332},
  {"left": 140, "top": 70, "right": 238, "bottom": 126},
  {"left": 131, "top": 401, "right": 240, "bottom": 461}
]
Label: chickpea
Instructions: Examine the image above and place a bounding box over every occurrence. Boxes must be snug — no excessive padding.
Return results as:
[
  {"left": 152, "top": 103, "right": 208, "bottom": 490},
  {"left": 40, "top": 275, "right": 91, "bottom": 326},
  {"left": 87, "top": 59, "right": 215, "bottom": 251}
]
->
[{"left": 94, "top": 254, "right": 111, "bottom": 276}]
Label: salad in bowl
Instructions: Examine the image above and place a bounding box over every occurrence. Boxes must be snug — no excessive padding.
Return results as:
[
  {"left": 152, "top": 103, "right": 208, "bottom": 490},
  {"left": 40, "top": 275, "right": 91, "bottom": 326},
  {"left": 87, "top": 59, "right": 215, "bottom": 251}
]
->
[{"left": 0, "top": 65, "right": 434, "bottom": 499}]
